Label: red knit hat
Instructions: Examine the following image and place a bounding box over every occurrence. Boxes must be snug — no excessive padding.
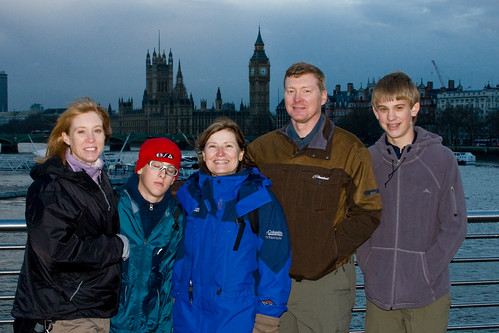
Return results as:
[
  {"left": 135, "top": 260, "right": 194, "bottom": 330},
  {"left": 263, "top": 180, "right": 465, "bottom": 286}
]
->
[{"left": 135, "top": 138, "right": 182, "bottom": 176}]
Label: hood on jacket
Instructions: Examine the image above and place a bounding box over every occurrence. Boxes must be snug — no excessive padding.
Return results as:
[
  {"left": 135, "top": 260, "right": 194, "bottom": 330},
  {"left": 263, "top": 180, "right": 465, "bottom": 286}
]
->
[
  {"left": 372, "top": 127, "right": 444, "bottom": 188},
  {"left": 373, "top": 126, "right": 443, "bottom": 161},
  {"left": 178, "top": 167, "right": 272, "bottom": 218}
]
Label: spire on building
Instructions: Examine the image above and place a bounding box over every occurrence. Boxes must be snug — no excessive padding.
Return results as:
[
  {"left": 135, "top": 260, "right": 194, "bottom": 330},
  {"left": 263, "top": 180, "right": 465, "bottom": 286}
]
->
[
  {"left": 215, "top": 87, "right": 222, "bottom": 111},
  {"left": 251, "top": 26, "right": 268, "bottom": 61},
  {"left": 177, "top": 61, "right": 184, "bottom": 84},
  {"left": 173, "top": 60, "right": 187, "bottom": 99},
  {"left": 255, "top": 26, "right": 264, "bottom": 46}
]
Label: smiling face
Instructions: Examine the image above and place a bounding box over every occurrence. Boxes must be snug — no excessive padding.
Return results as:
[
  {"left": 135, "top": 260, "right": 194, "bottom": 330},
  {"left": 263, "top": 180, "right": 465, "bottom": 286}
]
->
[
  {"left": 284, "top": 73, "right": 328, "bottom": 136},
  {"left": 373, "top": 98, "right": 420, "bottom": 149},
  {"left": 202, "top": 129, "right": 244, "bottom": 177},
  {"left": 61, "top": 111, "right": 105, "bottom": 165},
  {"left": 137, "top": 161, "right": 175, "bottom": 203}
]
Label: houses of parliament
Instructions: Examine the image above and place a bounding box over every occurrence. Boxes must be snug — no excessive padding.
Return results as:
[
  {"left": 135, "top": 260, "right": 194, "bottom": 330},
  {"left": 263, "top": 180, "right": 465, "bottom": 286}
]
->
[{"left": 113, "top": 28, "right": 273, "bottom": 139}]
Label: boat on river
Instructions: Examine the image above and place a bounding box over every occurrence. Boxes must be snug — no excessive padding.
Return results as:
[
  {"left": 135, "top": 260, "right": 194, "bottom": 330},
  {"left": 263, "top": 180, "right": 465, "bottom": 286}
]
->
[{"left": 454, "top": 152, "right": 476, "bottom": 165}]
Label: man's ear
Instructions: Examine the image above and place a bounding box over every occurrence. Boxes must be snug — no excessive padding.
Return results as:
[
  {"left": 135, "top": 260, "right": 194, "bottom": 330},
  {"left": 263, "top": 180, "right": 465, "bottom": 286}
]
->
[
  {"left": 372, "top": 106, "right": 379, "bottom": 120},
  {"left": 321, "top": 89, "right": 328, "bottom": 105},
  {"left": 411, "top": 102, "right": 421, "bottom": 117}
]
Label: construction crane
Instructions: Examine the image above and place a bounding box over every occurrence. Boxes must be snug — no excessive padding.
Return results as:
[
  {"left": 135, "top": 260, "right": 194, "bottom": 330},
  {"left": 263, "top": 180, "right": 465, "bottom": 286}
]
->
[{"left": 431, "top": 60, "right": 445, "bottom": 89}]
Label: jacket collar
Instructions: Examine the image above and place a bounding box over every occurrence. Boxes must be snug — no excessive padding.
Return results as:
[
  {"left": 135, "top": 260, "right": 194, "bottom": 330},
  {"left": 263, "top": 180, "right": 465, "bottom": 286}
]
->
[
  {"left": 30, "top": 156, "right": 100, "bottom": 190},
  {"left": 278, "top": 113, "right": 335, "bottom": 159},
  {"left": 178, "top": 168, "right": 271, "bottom": 218},
  {"left": 375, "top": 126, "right": 445, "bottom": 165}
]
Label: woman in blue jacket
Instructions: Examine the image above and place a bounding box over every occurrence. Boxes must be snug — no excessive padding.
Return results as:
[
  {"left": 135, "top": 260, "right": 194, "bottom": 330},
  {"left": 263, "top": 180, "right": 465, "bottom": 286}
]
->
[
  {"left": 111, "top": 138, "right": 184, "bottom": 333},
  {"left": 173, "top": 117, "right": 291, "bottom": 333}
]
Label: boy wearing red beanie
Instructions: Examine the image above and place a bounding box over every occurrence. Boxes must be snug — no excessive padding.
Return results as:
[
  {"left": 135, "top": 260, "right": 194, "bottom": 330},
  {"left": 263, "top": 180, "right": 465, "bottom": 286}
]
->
[{"left": 111, "top": 138, "right": 185, "bottom": 333}]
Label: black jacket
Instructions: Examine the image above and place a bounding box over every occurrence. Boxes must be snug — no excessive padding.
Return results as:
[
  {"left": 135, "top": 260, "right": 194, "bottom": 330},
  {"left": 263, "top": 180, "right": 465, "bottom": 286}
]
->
[{"left": 12, "top": 156, "right": 123, "bottom": 320}]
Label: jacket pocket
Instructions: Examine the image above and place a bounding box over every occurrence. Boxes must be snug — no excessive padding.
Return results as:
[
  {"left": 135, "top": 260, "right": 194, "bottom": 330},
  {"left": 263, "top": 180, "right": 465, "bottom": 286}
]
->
[
  {"left": 394, "top": 251, "right": 434, "bottom": 305},
  {"left": 298, "top": 169, "right": 343, "bottom": 214},
  {"left": 360, "top": 247, "right": 394, "bottom": 304}
]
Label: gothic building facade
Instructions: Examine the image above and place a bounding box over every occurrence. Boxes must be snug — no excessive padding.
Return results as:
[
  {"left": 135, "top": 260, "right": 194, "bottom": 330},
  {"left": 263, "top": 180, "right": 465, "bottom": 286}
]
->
[{"left": 112, "top": 29, "right": 273, "bottom": 140}]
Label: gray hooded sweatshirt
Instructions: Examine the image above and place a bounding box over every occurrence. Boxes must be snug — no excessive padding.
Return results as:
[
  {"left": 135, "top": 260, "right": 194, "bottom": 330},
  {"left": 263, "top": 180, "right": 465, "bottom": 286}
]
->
[{"left": 356, "top": 126, "right": 467, "bottom": 310}]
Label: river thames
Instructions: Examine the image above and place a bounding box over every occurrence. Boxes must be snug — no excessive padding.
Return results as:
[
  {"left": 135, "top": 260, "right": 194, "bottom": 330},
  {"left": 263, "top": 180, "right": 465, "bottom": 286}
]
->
[{"left": 0, "top": 146, "right": 498, "bottom": 332}]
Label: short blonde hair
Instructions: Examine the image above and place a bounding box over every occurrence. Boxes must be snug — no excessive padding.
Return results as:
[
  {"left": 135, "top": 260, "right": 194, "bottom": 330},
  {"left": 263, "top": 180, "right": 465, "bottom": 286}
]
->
[
  {"left": 284, "top": 62, "right": 326, "bottom": 92},
  {"left": 371, "top": 71, "right": 420, "bottom": 109}
]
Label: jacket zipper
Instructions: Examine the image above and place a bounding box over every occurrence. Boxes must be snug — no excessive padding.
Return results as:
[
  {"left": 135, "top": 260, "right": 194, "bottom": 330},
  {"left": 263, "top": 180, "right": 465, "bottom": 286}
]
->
[
  {"left": 390, "top": 159, "right": 402, "bottom": 308},
  {"left": 69, "top": 280, "right": 83, "bottom": 302},
  {"left": 450, "top": 186, "right": 458, "bottom": 216},
  {"left": 189, "top": 280, "right": 193, "bottom": 303},
  {"left": 98, "top": 184, "right": 111, "bottom": 212},
  {"left": 97, "top": 174, "right": 111, "bottom": 212},
  {"left": 144, "top": 203, "right": 154, "bottom": 244}
]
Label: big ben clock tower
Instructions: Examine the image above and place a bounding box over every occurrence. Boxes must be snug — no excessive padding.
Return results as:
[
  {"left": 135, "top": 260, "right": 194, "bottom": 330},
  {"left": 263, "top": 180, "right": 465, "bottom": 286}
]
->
[{"left": 249, "top": 27, "right": 271, "bottom": 136}]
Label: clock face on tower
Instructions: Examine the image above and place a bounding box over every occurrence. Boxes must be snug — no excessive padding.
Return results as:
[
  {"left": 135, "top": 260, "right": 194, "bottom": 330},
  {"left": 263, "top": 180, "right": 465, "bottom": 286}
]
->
[
  {"left": 259, "top": 67, "right": 267, "bottom": 75},
  {"left": 250, "top": 67, "right": 255, "bottom": 76}
]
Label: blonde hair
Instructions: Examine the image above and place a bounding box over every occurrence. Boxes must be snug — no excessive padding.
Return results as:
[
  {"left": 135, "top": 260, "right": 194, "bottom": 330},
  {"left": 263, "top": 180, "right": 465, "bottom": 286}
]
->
[
  {"left": 42, "top": 97, "right": 111, "bottom": 164},
  {"left": 284, "top": 62, "right": 326, "bottom": 92},
  {"left": 371, "top": 72, "right": 420, "bottom": 124},
  {"left": 371, "top": 71, "right": 420, "bottom": 109}
]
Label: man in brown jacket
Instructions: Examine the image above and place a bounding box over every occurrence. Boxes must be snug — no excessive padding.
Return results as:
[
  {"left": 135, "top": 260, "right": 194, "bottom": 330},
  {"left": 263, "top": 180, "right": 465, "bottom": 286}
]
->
[{"left": 247, "top": 62, "right": 382, "bottom": 332}]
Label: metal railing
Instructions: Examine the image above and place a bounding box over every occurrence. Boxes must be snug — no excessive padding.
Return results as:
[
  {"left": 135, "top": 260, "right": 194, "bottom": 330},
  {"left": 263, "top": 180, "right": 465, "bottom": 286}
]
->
[
  {"left": 0, "top": 156, "right": 36, "bottom": 172},
  {"left": 1, "top": 211, "right": 498, "bottom": 332}
]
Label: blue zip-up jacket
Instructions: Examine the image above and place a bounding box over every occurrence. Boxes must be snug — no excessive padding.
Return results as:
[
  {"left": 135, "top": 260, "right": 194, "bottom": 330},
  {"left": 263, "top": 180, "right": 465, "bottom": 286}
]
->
[
  {"left": 111, "top": 175, "right": 184, "bottom": 333},
  {"left": 172, "top": 168, "right": 291, "bottom": 333},
  {"left": 356, "top": 126, "right": 467, "bottom": 310}
]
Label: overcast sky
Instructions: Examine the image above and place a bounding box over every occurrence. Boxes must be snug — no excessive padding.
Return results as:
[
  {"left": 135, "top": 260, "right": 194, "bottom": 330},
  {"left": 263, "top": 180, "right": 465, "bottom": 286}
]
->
[{"left": 2, "top": 0, "right": 498, "bottom": 113}]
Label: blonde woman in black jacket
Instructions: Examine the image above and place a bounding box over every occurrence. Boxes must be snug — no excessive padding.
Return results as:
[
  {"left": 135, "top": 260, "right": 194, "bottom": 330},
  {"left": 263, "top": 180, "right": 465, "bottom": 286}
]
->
[{"left": 12, "top": 97, "right": 129, "bottom": 333}]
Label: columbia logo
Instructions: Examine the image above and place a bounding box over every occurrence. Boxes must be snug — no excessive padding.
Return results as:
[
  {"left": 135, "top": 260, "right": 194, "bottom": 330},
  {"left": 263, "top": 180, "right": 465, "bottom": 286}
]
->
[
  {"left": 312, "top": 174, "right": 329, "bottom": 181},
  {"left": 266, "top": 230, "right": 283, "bottom": 237},
  {"left": 194, "top": 207, "right": 200, "bottom": 213},
  {"left": 265, "top": 230, "right": 283, "bottom": 240}
]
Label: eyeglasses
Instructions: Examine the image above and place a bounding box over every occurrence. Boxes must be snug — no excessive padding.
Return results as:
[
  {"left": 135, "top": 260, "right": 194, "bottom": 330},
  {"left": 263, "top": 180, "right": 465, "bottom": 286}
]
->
[{"left": 148, "top": 160, "right": 179, "bottom": 177}]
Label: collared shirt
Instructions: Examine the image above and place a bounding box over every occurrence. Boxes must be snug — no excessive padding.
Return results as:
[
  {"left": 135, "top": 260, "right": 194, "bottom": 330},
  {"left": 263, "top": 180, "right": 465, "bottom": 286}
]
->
[
  {"left": 287, "top": 113, "right": 325, "bottom": 150},
  {"left": 386, "top": 131, "right": 418, "bottom": 159}
]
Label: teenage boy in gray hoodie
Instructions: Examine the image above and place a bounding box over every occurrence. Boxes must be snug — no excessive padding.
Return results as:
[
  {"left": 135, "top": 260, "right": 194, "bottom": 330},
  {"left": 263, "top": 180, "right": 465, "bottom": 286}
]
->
[{"left": 356, "top": 71, "right": 467, "bottom": 333}]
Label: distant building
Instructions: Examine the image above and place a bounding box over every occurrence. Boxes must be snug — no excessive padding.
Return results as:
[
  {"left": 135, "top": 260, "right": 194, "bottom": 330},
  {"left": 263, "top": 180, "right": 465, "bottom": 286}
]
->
[
  {"left": 116, "top": 48, "right": 195, "bottom": 136},
  {"left": 0, "top": 71, "right": 7, "bottom": 112},
  {"left": 248, "top": 28, "right": 273, "bottom": 136},
  {"left": 328, "top": 81, "right": 375, "bottom": 117},
  {"left": 113, "top": 29, "right": 273, "bottom": 139},
  {"left": 437, "top": 83, "right": 499, "bottom": 119},
  {"left": 0, "top": 110, "right": 40, "bottom": 126}
]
